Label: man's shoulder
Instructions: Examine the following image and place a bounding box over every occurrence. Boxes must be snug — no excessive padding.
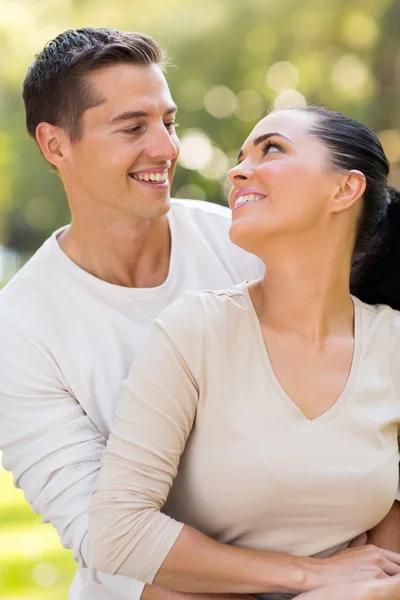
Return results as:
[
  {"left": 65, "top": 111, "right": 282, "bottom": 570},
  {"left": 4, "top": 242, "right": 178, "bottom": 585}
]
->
[{"left": 0, "top": 232, "right": 60, "bottom": 327}]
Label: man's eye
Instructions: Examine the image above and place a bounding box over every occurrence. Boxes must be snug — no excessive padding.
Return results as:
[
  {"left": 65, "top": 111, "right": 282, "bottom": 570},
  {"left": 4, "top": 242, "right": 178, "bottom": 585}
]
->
[
  {"left": 165, "top": 122, "right": 179, "bottom": 130},
  {"left": 123, "top": 125, "right": 142, "bottom": 135}
]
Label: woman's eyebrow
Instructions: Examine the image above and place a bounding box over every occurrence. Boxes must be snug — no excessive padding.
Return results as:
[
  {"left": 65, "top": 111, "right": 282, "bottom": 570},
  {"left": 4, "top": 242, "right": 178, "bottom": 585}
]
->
[
  {"left": 237, "top": 132, "right": 295, "bottom": 161},
  {"left": 254, "top": 132, "right": 295, "bottom": 146}
]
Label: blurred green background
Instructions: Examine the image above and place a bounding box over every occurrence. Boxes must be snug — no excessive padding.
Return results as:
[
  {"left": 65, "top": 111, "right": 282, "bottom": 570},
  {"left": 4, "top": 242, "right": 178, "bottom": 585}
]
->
[{"left": 0, "top": 0, "right": 400, "bottom": 597}]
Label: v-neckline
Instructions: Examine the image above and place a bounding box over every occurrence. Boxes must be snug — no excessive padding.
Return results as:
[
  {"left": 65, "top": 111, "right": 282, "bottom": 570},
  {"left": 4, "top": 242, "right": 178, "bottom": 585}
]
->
[{"left": 238, "top": 281, "right": 362, "bottom": 426}]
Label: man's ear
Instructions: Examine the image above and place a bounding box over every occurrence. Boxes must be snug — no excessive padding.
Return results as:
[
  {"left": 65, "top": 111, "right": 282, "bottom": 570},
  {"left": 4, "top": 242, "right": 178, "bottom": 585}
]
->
[
  {"left": 36, "top": 122, "right": 70, "bottom": 169},
  {"left": 331, "top": 170, "right": 366, "bottom": 213}
]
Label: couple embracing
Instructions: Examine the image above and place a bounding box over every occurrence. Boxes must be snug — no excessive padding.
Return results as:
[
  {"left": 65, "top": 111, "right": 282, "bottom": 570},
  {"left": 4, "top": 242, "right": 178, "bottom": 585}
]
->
[{"left": 1, "top": 28, "right": 400, "bottom": 600}]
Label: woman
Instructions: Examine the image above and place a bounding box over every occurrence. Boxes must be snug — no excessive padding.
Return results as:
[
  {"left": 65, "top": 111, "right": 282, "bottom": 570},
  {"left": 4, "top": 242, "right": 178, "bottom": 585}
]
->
[{"left": 89, "top": 106, "right": 400, "bottom": 600}]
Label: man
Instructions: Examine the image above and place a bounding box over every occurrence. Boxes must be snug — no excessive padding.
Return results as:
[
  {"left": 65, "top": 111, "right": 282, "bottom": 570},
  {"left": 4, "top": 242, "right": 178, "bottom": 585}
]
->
[
  {"left": 0, "top": 27, "right": 398, "bottom": 600},
  {"left": 0, "top": 27, "right": 262, "bottom": 600}
]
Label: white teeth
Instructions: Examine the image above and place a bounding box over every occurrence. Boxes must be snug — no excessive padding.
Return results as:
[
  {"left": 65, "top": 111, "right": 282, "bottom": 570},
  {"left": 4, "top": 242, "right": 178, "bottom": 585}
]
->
[
  {"left": 132, "top": 171, "right": 168, "bottom": 183},
  {"left": 234, "top": 193, "right": 264, "bottom": 208}
]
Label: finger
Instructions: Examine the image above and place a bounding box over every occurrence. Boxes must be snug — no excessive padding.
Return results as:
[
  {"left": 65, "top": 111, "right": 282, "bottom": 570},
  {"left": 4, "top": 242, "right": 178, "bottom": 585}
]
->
[
  {"left": 382, "top": 559, "right": 400, "bottom": 577},
  {"left": 349, "top": 533, "right": 368, "bottom": 548},
  {"left": 380, "top": 548, "right": 400, "bottom": 566}
]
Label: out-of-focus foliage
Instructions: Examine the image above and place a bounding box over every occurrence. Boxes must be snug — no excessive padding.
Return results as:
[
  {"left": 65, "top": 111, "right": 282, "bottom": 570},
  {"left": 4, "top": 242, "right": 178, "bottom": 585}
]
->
[{"left": 0, "top": 0, "right": 399, "bottom": 256}]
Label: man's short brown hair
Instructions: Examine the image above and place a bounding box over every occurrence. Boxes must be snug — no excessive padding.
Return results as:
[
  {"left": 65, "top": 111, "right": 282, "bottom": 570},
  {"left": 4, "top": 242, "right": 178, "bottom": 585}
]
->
[{"left": 23, "top": 28, "right": 167, "bottom": 142}]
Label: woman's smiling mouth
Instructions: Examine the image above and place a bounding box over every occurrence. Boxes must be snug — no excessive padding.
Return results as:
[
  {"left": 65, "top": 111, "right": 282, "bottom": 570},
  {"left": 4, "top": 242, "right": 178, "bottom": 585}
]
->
[{"left": 233, "top": 190, "right": 267, "bottom": 211}]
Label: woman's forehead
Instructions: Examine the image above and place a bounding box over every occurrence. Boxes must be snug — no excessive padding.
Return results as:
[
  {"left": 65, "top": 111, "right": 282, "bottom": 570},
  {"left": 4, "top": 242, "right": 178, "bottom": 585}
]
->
[{"left": 247, "top": 109, "right": 315, "bottom": 143}]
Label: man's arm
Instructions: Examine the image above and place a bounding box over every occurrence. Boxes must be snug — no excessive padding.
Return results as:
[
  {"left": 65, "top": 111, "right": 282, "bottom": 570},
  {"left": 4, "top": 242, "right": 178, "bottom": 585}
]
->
[
  {"left": 0, "top": 322, "right": 151, "bottom": 600},
  {"left": 0, "top": 323, "right": 253, "bottom": 600},
  {"left": 366, "top": 501, "right": 400, "bottom": 553}
]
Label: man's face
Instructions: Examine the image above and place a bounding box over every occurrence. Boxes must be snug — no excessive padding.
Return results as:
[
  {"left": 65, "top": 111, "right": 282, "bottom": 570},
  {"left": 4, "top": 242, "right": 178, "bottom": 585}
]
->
[{"left": 62, "top": 63, "right": 180, "bottom": 220}]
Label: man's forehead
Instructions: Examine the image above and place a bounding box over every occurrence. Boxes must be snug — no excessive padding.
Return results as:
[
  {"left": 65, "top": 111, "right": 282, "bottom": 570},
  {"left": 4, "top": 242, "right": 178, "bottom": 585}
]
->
[{"left": 85, "top": 64, "right": 175, "bottom": 121}]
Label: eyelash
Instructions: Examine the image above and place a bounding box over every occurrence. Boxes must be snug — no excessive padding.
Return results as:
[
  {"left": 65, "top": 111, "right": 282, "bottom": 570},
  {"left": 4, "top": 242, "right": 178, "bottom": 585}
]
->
[
  {"left": 236, "top": 139, "right": 284, "bottom": 164},
  {"left": 261, "top": 140, "right": 284, "bottom": 155},
  {"left": 123, "top": 122, "right": 179, "bottom": 135}
]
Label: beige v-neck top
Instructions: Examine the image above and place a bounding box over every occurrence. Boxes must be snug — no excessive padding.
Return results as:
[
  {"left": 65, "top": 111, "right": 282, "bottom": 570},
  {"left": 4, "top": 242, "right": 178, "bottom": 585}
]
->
[{"left": 90, "top": 283, "right": 400, "bottom": 599}]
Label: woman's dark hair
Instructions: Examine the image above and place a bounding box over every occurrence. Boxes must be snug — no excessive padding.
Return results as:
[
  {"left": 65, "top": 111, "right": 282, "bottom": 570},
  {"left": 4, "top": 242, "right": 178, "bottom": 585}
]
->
[
  {"left": 280, "top": 106, "right": 400, "bottom": 310},
  {"left": 23, "top": 28, "right": 166, "bottom": 142}
]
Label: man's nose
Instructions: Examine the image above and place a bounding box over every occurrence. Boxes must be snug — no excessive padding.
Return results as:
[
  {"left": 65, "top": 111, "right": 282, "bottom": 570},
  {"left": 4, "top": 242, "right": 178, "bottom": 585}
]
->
[{"left": 145, "top": 126, "right": 179, "bottom": 161}]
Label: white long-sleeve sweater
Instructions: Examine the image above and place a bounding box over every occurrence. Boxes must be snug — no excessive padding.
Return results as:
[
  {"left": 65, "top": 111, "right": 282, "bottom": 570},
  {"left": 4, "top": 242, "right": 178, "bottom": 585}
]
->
[{"left": 0, "top": 199, "right": 263, "bottom": 600}]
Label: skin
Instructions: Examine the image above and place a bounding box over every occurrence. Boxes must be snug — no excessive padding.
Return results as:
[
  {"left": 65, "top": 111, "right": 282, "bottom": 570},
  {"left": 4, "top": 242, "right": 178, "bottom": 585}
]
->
[{"left": 296, "top": 574, "right": 400, "bottom": 600}]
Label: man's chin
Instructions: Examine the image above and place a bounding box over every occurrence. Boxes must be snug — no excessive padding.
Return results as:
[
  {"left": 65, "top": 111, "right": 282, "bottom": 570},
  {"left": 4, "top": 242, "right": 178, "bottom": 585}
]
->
[{"left": 133, "top": 196, "right": 171, "bottom": 219}]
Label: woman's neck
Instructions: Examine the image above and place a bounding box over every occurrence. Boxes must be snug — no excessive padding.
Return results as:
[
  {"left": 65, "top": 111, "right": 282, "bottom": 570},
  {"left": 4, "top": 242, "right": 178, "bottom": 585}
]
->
[{"left": 250, "top": 237, "right": 355, "bottom": 344}]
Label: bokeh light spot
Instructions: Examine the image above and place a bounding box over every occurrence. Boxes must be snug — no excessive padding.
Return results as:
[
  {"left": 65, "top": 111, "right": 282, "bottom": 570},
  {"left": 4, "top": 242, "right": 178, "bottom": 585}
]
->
[
  {"left": 331, "top": 55, "right": 375, "bottom": 99},
  {"left": 200, "top": 147, "right": 229, "bottom": 180},
  {"left": 235, "top": 89, "right": 264, "bottom": 122},
  {"left": 32, "top": 561, "right": 59, "bottom": 588},
  {"left": 341, "top": 11, "right": 379, "bottom": 49},
  {"left": 175, "top": 79, "right": 206, "bottom": 112},
  {"left": 273, "top": 89, "right": 307, "bottom": 110},
  {"left": 267, "top": 62, "right": 299, "bottom": 92},
  {"left": 178, "top": 130, "right": 213, "bottom": 170},
  {"left": 204, "top": 86, "right": 237, "bottom": 118}
]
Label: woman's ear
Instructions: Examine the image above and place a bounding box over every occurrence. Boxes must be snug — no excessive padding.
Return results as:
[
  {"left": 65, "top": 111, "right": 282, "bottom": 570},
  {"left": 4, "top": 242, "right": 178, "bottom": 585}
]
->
[
  {"left": 36, "top": 122, "right": 68, "bottom": 169},
  {"left": 331, "top": 170, "right": 366, "bottom": 213}
]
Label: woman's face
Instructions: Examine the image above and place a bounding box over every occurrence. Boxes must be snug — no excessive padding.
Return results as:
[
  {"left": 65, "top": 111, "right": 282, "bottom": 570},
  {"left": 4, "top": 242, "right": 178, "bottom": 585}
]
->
[{"left": 228, "top": 109, "right": 343, "bottom": 256}]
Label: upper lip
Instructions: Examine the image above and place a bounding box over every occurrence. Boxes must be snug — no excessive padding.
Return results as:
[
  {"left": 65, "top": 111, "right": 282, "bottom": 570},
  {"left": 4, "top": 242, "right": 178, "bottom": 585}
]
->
[
  {"left": 130, "top": 165, "right": 171, "bottom": 175},
  {"left": 234, "top": 188, "right": 267, "bottom": 201}
]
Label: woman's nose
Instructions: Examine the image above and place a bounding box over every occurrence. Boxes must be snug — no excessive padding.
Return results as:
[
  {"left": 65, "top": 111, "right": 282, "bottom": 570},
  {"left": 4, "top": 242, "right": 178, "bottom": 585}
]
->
[{"left": 227, "top": 161, "right": 253, "bottom": 184}]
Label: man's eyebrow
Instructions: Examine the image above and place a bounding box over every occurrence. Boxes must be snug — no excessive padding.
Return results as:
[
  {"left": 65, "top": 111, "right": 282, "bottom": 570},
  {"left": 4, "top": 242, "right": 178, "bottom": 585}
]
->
[
  {"left": 237, "top": 132, "right": 295, "bottom": 161},
  {"left": 108, "top": 105, "right": 178, "bottom": 125}
]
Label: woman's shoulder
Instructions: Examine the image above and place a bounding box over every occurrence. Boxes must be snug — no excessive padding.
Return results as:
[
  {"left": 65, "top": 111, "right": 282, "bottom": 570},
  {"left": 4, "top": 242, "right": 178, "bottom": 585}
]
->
[
  {"left": 155, "top": 282, "right": 250, "bottom": 336},
  {"left": 353, "top": 295, "right": 400, "bottom": 321},
  {"left": 352, "top": 295, "right": 400, "bottom": 349}
]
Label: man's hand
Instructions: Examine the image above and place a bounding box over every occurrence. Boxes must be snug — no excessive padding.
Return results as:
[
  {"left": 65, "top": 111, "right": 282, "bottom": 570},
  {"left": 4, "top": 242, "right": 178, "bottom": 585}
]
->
[{"left": 142, "top": 585, "right": 254, "bottom": 600}]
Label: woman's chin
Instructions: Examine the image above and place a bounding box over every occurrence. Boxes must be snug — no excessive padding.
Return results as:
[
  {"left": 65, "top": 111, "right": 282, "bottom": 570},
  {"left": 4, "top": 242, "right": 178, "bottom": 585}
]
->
[{"left": 229, "top": 220, "right": 266, "bottom": 256}]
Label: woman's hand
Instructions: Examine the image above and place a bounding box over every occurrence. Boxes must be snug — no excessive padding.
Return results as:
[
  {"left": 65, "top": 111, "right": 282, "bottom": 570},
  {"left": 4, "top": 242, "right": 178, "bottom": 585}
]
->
[
  {"left": 306, "top": 544, "right": 400, "bottom": 590},
  {"left": 296, "top": 582, "right": 377, "bottom": 600},
  {"left": 297, "top": 573, "right": 400, "bottom": 600}
]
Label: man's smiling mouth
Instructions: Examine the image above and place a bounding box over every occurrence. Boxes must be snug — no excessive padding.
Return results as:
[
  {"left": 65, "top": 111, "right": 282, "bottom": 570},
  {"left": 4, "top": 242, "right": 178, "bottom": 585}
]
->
[{"left": 129, "top": 170, "right": 169, "bottom": 184}]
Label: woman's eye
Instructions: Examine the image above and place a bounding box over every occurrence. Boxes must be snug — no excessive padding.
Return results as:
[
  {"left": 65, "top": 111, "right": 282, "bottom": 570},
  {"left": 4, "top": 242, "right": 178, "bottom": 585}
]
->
[{"left": 261, "top": 141, "right": 283, "bottom": 156}]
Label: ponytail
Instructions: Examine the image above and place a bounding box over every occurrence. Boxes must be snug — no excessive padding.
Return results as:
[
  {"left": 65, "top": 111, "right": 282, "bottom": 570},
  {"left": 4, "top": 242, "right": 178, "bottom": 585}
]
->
[{"left": 350, "top": 185, "right": 400, "bottom": 310}]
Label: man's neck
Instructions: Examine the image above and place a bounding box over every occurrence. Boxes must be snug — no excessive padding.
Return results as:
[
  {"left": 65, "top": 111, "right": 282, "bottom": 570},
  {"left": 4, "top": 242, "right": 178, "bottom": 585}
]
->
[{"left": 58, "top": 212, "right": 171, "bottom": 289}]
